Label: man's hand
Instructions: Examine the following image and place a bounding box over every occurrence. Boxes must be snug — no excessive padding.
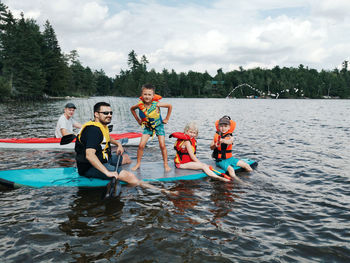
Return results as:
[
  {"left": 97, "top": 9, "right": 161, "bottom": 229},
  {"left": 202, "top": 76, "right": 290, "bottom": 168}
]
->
[
  {"left": 105, "top": 171, "right": 119, "bottom": 178},
  {"left": 116, "top": 144, "right": 124, "bottom": 155}
]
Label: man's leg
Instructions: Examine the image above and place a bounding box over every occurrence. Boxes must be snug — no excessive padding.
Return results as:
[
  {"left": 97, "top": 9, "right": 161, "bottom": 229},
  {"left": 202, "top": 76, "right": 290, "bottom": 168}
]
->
[{"left": 84, "top": 156, "right": 120, "bottom": 179}]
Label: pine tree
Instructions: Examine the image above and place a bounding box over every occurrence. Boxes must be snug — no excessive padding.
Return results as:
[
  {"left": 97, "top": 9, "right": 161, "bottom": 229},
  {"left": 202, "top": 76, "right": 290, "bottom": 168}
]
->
[
  {"left": 42, "top": 20, "right": 69, "bottom": 96},
  {"left": 11, "top": 14, "right": 45, "bottom": 98},
  {"left": 0, "top": 3, "right": 16, "bottom": 94}
]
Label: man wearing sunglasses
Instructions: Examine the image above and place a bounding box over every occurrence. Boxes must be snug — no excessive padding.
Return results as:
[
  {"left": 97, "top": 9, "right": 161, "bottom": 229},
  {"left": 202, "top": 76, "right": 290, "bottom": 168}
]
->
[{"left": 75, "top": 102, "right": 172, "bottom": 193}]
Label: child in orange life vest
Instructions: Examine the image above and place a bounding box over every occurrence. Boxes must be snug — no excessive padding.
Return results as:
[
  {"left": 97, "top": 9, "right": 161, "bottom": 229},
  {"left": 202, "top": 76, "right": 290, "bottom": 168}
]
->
[
  {"left": 130, "top": 84, "right": 172, "bottom": 172},
  {"left": 172, "top": 122, "right": 230, "bottom": 182},
  {"left": 210, "top": 116, "right": 252, "bottom": 183}
]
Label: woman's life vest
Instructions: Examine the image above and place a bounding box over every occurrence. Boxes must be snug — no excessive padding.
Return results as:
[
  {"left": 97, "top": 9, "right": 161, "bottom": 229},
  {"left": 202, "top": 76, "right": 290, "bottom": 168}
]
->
[
  {"left": 212, "top": 119, "right": 236, "bottom": 161},
  {"left": 137, "top": 94, "right": 162, "bottom": 133},
  {"left": 170, "top": 132, "right": 197, "bottom": 164},
  {"left": 75, "top": 121, "right": 111, "bottom": 164}
]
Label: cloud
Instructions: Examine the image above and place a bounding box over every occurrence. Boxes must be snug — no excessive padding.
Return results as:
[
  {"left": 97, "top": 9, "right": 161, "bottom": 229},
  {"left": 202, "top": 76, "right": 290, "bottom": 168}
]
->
[
  {"left": 3, "top": 0, "right": 350, "bottom": 76},
  {"left": 311, "top": 0, "right": 350, "bottom": 21}
]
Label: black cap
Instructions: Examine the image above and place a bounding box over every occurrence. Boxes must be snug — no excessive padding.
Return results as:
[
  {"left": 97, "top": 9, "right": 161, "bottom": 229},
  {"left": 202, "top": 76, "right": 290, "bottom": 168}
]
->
[
  {"left": 65, "top": 103, "right": 76, "bottom": 109},
  {"left": 218, "top": 116, "right": 231, "bottom": 125}
]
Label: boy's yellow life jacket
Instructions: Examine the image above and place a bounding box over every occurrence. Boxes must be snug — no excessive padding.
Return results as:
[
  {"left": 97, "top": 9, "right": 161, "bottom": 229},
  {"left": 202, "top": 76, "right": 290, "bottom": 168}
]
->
[{"left": 137, "top": 95, "right": 163, "bottom": 135}]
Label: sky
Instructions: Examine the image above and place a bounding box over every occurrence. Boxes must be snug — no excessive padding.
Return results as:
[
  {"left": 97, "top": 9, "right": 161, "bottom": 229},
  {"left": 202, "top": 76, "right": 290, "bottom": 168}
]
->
[{"left": 3, "top": 0, "right": 350, "bottom": 77}]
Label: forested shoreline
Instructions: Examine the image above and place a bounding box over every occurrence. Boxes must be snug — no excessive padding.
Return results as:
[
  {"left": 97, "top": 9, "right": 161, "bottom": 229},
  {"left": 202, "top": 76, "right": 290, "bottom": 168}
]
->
[{"left": 1, "top": 3, "right": 349, "bottom": 101}]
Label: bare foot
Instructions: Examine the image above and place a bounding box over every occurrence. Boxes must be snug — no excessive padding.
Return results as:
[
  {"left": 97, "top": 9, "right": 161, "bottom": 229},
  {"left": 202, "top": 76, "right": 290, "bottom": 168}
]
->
[
  {"left": 231, "top": 176, "right": 246, "bottom": 185},
  {"left": 214, "top": 175, "right": 230, "bottom": 182},
  {"left": 246, "top": 166, "right": 253, "bottom": 172},
  {"left": 162, "top": 189, "right": 179, "bottom": 196},
  {"left": 131, "top": 163, "right": 140, "bottom": 171},
  {"left": 164, "top": 164, "right": 171, "bottom": 172},
  {"left": 122, "top": 153, "right": 132, "bottom": 164}
]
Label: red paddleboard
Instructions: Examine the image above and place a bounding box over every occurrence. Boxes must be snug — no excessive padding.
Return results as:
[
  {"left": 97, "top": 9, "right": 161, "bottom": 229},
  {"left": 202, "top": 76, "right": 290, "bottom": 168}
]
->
[{"left": 0, "top": 132, "right": 141, "bottom": 149}]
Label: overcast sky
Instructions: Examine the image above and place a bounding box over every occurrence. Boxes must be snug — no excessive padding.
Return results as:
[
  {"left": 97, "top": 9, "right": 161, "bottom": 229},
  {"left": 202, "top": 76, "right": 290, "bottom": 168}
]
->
[{"left": 3, "top": 0, "right": 350, "bottom": 77}]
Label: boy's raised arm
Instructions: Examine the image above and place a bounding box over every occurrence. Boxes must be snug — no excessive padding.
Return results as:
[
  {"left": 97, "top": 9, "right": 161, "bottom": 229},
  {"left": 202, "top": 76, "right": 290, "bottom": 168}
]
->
[
  {"left": 221, "top": 136, "right": 234, "bottom": 145},
  {"left": 130, "top": 104, "right": 142, "bottom": 125}
]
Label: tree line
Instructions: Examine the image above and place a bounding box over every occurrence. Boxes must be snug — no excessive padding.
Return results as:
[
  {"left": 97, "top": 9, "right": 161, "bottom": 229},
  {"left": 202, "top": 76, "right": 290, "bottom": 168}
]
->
[{"left": 1, "top": 3, "right": 349, "bottom": 101}]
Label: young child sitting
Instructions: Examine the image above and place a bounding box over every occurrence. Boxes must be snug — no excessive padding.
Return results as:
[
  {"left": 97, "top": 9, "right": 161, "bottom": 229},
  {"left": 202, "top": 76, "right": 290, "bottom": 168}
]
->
[
  {"left": 210, "top": 115, "right": 252, "bottom": 183},
  {"left": 170, "top": 122, "right": 229, "bottom": 182},
  {"left": 130, "top": 84, "right": 172, "bottom": 172}
]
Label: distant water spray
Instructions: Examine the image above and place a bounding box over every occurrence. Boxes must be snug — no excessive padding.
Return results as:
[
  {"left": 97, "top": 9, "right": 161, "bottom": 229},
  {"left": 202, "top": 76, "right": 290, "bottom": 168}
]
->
[
  {"left": 67, "top": 97, "right": 137, "bottom": 132},
  {"left": 226, "top": 83, "right": 263, "bottom": 98},
  {"left": 226, "top": 83, "right": 305, "bottom": 99}
]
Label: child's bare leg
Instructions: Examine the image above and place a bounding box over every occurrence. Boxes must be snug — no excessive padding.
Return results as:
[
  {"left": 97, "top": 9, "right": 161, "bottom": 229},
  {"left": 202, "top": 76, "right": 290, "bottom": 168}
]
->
[
  {"left": 227, "top": 166, "right": 245, "bottom": 184},
  {"left": 138, "top": 181, "right": 178, "bottom": 195},
  {"left": 202, "top": 164, "right": 229, "bottom": 182},
  {"left": 118, "top": 170, "right": 178, "bottom": 195},
  {"left": 180, "top": 162, "right": 229, "bottom": 182},
  {"left": 237, "top": 160, "right": 253, "bottom": 172},
  {"left": 131, "top": 134, "right": 150, "bottom": 170},
  {"left": 158, "top": 135, "right": 171, "bottom": 172}
]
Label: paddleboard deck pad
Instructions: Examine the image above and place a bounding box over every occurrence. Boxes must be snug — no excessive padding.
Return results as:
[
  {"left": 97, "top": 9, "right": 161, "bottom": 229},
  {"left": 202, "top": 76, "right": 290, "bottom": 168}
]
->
[
  {"left": 0, "top": 159, "right": 257, "bottom": 189},
  {"left": 0, "top": 132, "right": 141, "bottom": 149}
]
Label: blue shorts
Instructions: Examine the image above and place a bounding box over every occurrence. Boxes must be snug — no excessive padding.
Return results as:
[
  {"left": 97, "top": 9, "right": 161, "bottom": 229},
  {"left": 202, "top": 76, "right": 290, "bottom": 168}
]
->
[
  {"left": 216, "top": 157, "right": 240, "bottom": 172},
  {"left": 142, "top": 123, "right": 165, "bottom": 136},
  {"left": 83, "top": 154, "right": 123, "bottom": 180}
]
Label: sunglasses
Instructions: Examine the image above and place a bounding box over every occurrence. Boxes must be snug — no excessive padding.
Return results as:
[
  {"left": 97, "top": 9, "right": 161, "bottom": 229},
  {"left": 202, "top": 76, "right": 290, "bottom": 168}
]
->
[{"left": 98, "top": 111, "right": 113, "bottom": 116}]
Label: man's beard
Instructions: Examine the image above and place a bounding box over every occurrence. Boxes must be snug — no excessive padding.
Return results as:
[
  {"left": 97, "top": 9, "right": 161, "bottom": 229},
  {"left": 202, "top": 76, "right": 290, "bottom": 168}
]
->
[{"left": 100, "top": 118, "right": 111, "bottom": 125}]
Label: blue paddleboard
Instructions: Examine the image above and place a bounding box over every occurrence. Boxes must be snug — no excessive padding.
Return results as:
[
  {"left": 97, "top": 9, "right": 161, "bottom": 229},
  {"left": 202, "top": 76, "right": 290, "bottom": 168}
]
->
[{"left": 0, "top": 159, "right": 257, "bottom": 189}]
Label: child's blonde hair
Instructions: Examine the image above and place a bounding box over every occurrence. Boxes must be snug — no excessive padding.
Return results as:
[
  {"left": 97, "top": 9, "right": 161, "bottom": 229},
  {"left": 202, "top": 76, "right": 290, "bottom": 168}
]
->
[{"left": 184, "top": 121, "right": 198, "bottom": 134}]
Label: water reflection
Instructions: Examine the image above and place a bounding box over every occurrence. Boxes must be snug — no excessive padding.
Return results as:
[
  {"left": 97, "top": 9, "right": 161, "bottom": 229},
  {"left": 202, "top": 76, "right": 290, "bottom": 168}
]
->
[{"left": 59, "top": 189, "right": 125, "bottom": 238}]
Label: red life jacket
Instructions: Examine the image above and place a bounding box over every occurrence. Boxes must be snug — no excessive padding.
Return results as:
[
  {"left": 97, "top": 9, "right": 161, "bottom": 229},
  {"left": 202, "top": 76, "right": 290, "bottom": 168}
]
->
[
  {"left": 212, "top": 119, "right": 236, "bottom": 160},
  {"left": 170, "top": 132, "right": 197, "bottom": 164}
]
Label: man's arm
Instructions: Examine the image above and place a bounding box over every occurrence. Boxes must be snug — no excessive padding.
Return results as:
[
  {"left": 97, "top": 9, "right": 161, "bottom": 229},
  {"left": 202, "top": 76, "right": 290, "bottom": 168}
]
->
[
  {"left": 110, "top": 137, "right": 124, "bottom": 155},
  {"left": 85, "top": 148, "right": 117, "bottom": 178},
  {"left": 60, "top": 128, "right": 71, "bottom": 137},
  {"left": 73, "top": 122, "right": 82, "bottom": 129}
]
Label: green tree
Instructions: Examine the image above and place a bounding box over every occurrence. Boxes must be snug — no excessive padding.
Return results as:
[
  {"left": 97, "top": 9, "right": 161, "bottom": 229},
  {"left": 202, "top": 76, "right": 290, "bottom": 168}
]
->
[
  {"left": 95, "top": 69, "right": 113, "bottom": 95},
  {"left": 0, "top": 75, "right": 11, "bottom": 100},
  {"left": 42, "top": 20, "right": 69, "bottom": 96},
  {"left": 168, "top": 69, "right": 180, "bottom": 96},
  {"left": 0, "top": 3, "right": 16, "bottom": 94},
  {"left": 11, "top": 14, "right": 45, "bottom": 98}
]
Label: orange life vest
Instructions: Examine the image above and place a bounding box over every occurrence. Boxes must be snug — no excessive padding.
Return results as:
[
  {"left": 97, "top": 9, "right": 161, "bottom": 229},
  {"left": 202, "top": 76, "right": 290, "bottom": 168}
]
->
[
  {"left": 170, "top": 132, "right": 197, "bottom": 164},
  {"left": 212, "top": 119, "right": 236, "bottom": 161}
]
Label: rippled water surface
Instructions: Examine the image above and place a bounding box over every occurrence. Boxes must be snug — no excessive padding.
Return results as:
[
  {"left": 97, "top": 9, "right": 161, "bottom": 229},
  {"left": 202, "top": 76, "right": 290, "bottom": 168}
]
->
[{"left": 1, "top": 98, "right": 349, "bottom": 262}]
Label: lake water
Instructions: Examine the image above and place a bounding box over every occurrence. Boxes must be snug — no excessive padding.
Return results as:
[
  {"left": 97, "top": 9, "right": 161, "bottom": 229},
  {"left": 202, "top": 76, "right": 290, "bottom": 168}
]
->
[{"left": 0, "top": 98, "right": 349, "bottom": 262}]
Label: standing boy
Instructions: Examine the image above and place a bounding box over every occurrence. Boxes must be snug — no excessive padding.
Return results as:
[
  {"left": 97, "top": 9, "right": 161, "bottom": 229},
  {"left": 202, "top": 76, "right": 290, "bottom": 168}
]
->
[{"left": 130, "top": 84, "right": 172, "bottom": 172}]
